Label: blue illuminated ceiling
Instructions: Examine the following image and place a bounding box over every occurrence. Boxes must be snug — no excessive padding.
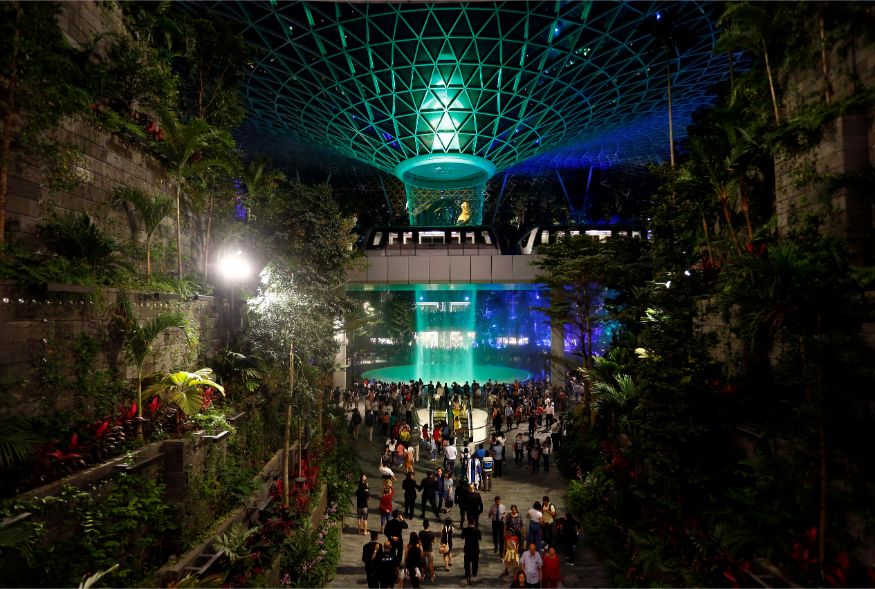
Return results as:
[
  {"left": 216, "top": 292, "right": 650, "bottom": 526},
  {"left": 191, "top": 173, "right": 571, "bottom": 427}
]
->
[{"left": 195, "top": 1, "right": 735, "bottom": 180}]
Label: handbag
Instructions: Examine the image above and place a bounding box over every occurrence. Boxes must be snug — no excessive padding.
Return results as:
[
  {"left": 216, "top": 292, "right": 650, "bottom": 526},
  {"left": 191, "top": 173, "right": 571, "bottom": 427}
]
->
[{"left": 439, "top": 543, "right": 449, "bottom": 555}]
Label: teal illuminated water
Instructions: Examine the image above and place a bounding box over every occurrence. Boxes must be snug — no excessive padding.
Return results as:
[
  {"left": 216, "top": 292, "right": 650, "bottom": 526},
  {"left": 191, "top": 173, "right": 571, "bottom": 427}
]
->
[{"left": 361, "top": 363, "right": 531, "bottom": 384}]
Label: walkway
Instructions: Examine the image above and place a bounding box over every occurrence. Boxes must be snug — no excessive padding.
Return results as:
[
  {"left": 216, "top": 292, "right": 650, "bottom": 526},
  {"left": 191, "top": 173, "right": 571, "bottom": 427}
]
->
[{"left": 327, "top": 408, "right": 610, "bottom": 588}]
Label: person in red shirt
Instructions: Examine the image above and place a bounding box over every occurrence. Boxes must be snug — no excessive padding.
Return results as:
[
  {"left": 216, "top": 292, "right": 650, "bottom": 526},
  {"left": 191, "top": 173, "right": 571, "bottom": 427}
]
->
[
  {"left": 542, "top": 545, "right": 562, "bottom": 588},
  {"left": 379, "top": 487, "right": 394, "bottom": 534}
]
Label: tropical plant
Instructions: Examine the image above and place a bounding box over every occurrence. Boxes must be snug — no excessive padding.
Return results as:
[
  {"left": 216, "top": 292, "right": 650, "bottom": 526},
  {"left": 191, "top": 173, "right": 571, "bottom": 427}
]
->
[
  {"left": 239, "top": 154, "right": 286, "bottom": 208},
  {"left": 593, "top": 374, "right": 640, "bottom": 434},
  {"left": 78, "top": 564, "right": 119, "bottom": 589},
  {"left": 40, "top": 212, "right": 120, "bottom": 276},
  {"left": 113, "top": 187, "right": 174, "bottom": 280},
  {"left": 192, "top": 408, "right": 236, "bottom": 436},
  {"left": 144, "top": 368, "right": 224, "bottom": 418},
  {"left": 717, "top": 2, "right": 782, "bottom": 124},
  {"left": 0, "top": 417, "right": 36, "bottom": 469},
  {"left": 213, "top": 349, "right": 264, "bottom": 400},
  {"left": 212, "top": 523, "right": 259, "bottom": 564},
  {"left": 115, "top": 295, "right": 192, "bottom": 439},
  {"left": 639, "top": 10, "right": 697, "bottom": 169},
  {"left": 152, "top": 106, "right": 235, "bottom": 280}
]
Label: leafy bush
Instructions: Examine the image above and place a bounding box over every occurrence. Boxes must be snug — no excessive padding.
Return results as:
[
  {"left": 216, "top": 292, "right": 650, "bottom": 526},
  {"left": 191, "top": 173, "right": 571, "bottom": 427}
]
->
[{"left": 0, "top": 474, "right": 176, "bottom": 586}]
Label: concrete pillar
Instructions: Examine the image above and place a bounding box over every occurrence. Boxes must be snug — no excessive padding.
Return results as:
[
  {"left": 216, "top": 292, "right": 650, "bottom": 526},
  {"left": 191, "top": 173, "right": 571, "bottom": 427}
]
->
[{"left": 549, "top": 288, "right": 566, "bottom": 387}]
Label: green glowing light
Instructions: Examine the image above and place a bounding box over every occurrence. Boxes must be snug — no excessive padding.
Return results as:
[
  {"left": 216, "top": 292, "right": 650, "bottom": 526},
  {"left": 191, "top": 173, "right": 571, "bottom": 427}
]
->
[{"left": 412, "top": 287, "right": 479, "bottom": 383}]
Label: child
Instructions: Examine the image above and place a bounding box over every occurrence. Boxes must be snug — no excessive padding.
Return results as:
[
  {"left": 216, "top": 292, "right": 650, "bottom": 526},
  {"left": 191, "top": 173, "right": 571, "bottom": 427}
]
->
[{"left": 503, "top": 533, "right": 520, "bottom": 576}]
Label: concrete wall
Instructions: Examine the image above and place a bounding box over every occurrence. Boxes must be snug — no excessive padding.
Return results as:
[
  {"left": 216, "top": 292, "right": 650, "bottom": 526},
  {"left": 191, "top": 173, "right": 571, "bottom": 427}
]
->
[
  {"left": 5, "top": 1, "right": 205, "bottom": 277},
  {"left": 0, "top": 282, "right": 226, "bottom": 418},
  {"left": 774, "top": 34, "right": 875, "bottom": 263}
]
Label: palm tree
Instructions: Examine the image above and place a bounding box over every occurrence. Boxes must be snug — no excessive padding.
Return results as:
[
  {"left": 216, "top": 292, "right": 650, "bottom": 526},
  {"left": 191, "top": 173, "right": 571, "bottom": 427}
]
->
[
  {"left": 717, "top": 2, "right": 781, "bottom": 124},
  {"left": 117, "top": 295, "right": 192, "bottom": 439},
  {"left": 593, "top": 374, "right": 639, "bottom": 434},
  {"left": 143, "top": 368, "right": 224, "bottom": 418},
  {"left": 639, "top": 12, "right": 697, "bottom": 169},
  {"left": 153, "top": 107, "right": 234, "bottom": 280},
  {"left": 113, "top": 187, "right": 173, "bottom": 280}
]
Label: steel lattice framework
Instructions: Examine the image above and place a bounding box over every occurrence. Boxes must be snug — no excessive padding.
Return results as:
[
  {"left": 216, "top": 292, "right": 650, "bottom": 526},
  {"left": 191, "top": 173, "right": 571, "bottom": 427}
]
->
[{"left": 195, "top": 1, "right": 733, "bottom": 222}]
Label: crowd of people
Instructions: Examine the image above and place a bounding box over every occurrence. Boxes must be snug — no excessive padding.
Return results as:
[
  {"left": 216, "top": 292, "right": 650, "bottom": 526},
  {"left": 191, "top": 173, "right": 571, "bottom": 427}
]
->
[{"left": 344, "top": 377, "right": 582, "bottom": 588}]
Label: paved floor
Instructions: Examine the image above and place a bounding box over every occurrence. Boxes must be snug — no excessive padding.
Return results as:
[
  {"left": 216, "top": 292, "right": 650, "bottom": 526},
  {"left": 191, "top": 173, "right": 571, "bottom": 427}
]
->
[{"left": 327, "top": 408, "right": 610, "bottom": 588}]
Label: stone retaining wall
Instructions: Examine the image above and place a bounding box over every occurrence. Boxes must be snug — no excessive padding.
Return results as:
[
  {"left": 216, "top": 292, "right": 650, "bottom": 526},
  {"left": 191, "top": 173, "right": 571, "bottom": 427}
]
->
[{"left": 0, "top": 282, "right": 227, "bottom": 417}]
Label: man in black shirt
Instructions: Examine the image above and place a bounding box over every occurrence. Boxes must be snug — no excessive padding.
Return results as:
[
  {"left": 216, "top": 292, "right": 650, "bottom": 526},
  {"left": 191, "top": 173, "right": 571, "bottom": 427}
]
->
[
  {"left": 362, "top": 531, "right": 383, "bottom": 588},
  {"left": 356, "top": 478, "right": 371, "bottom": 536},
  {"left": 419, "top": 518, "right": 436, "bottom": 582},
  {"left": 460, "top": 519, "right": 482, "bottom": 584},
  {"left": 465, "top": 483, "right": 484, "bottom": 527},
  {"left": 418, "top": 471, "right": 440, "bottom": 519},
  {"left": 378, "top": 539, "right": 398, "bottom": 588},
  {"left": 383, "top": 510, "right": 408, "bottom": 566}
]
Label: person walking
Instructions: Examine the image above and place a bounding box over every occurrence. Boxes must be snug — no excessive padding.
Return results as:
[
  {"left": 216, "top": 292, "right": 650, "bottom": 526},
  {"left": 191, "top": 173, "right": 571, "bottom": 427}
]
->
[
  {"left": 561, "top": 511, "right": 580, "bottom": 564},
  {"left": 542, "top": 546, "right": 562, "bottom": 588},
  {"left": 356, "top": 473, "right": 371, "bottom": 536},
  {"left": 541, "top": 437, "right": 552, "bottom": 472},
  {"left": 530, "top": 439, "right": 542, "bottom": 474},
  {"left": 351, "top": 407, "right": 363, "bottom": 440},
  {"left": 379, "top": 486, "right": 394, "bottom": 533},
  {"left": 519, "top": 542, "right": 543, "bottom": 588},
  {"left": 384, "top": 510, "right": 408, "bottom": 566},
  {"left": 513, "top": 434, "right": 525, "bottom": 467},
  {"left": 460, "top": 519, "right": 482, "bottom": 585},
  {"left": 402, "top": 473, "right": 418, "bottom": 518},
  {"left": 404, "top": 532, "right": 424, "bottom": 588},
  {"left": 509, "top": 570, "right": 528, "bottom": 588},
  {"left": 366, "top": 409, "right": 376, "bottom": 441},
  {"left": 418, "top": 471, "right": 440, "bottom": 519},
  {"left": 439, "top": 517, "right": 454, "bottom": 571},
  {"left": 487, "top": 495, "right": 508, "bottom": 555},
  {"left": 526, "top": 501, "right": 543, "bottom": 552},
  {"left": 455, "top": 480, "right": 469, "bottom": 529},
  {"left": 362, "top": 531, "right": 383, "bottom": 588},
  {"left": 492, "top": 438, "right": 504, "bottom": 478},
  {"left": 440, "top": 470, "right": 454, "bottom": 513},
  {"left": 465, "top": 483, "right": 484, "bottom": 527},
  {"left": 481, "top": 452, "right": 494, "bottom": 491},
  {"left": 541, "top": 496, "right": 557, "bottom": 548},
  {"left": 420, "top": 519, "right": 436, "bottom": 582},
  {"left": 505, "top": 504, "right": 523, "bottom": 551},
  {"left": 444, "top": 441, "right": 457, "bottom": 475},
  {"left": 378, "top": 539, "right": 398, "bottom": 589}
]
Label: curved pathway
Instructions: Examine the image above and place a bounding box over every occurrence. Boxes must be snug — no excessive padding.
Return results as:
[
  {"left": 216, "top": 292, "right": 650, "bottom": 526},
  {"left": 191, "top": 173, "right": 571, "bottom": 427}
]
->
[{"left": 327, "top": 407, "right": 609, "bottom": 588}]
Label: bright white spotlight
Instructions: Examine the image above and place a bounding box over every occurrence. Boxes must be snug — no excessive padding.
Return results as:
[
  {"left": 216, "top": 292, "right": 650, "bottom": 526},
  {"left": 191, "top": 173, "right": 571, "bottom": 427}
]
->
[{"left": 219, "top": 250, "right": 251, "bottom": 281}]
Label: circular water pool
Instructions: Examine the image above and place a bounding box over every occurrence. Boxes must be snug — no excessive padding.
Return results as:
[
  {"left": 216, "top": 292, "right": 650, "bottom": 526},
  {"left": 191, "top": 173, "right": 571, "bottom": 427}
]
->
[{"left": 360, "top": 363, "right": 531, "bottom": 384}]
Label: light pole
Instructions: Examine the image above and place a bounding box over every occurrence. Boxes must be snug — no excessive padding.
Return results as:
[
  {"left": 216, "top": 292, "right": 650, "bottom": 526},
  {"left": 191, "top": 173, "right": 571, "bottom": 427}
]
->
[{"left": 218, "top": 249, "right": 251, "bottom": 348}]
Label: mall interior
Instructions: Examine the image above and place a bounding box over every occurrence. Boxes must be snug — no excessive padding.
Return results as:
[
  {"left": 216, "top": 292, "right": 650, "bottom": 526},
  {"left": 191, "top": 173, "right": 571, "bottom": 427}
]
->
[{"left": 1, "top": 1, "right": 874, "bottom": 587}]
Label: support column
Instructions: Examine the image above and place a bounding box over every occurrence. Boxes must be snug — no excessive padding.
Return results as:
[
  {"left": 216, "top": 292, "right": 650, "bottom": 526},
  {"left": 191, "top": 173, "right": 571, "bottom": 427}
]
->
[{"left": 549, "top": 288, "right": 567, "bottom": 388}]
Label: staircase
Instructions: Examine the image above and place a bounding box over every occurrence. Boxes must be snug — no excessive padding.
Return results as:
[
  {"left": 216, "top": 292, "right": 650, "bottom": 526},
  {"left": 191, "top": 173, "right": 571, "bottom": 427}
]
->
[{"left": 432, "top": 409, "right": 447, "bottom": 430}]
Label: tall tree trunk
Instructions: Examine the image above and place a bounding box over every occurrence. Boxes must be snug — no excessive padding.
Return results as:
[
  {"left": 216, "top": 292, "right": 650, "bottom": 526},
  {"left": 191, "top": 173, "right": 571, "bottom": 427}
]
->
[
  {"left": 282, "top": 338, "right": 295, "bottom": 507},
  {"left": 738, "top": 175, "right": 755, "bottom": 244},
  {"left": 720, "top": 190, "right": 744, "bottom": 255},
  {"left": 667, "top": 58, "right": 675, "bottom": 169},
  {"left": 145, "top": 234, "right": 152, "bottom": 280},
  {"left": 762, "top": 43, "right": 781, "bottom": 124},
  {"left": 702, "top": 214, "right": 714, "bottom": 264},
  {"left": 175, "top": 184, "right": 183, "bottom": 280},
  {"left": 135, "top": 367, "right": 144, "bottom": 440},
  {"left": 203, "top": 194, "right": 213, "bottom": 279},
  {"left": 818, "top": 7, "right": 833, "bottom": 104}
]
